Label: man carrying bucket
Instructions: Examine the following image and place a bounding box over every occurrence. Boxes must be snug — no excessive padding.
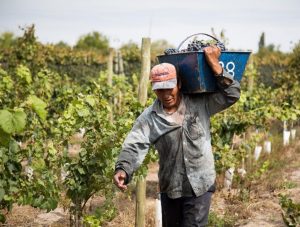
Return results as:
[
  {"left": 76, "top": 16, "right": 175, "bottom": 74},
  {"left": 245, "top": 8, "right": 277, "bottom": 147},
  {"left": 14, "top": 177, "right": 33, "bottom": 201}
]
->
[{"left": 114, "top": 45, "right": 240, "bottom": 226}]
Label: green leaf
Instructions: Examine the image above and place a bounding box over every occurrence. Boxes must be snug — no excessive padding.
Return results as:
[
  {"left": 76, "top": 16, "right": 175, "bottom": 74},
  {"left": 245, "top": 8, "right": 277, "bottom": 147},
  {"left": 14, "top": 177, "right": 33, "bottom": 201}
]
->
[
  {"left": 37, "top": 179, "right": 45, "bottom": 187},
  {"left": 12, "top": 109, "right": 27, "bottom": 133},
  {"left": 9, "top": 140, "right": 20, "bottom": 154},
  {"left": 9, "top": 186, "right": 18, "bottom": 193},
  {"left": 47, "top": 140, "right": 57, "bottom": 155},
  {"left": 0, "top": 110, "right": 13, "bottom": 134},
  {"left": 16, "top": 65, "right": 32, "bottom": 84},
  {"left": 0, "top": 188, "right": 5, "bottom": 202},
  {"left": 0, "top": 212, "right": 6, "bottom": 223},
  {"left": 3, "top": 194, "right": 12, "bottom": 201},
  {"left": 48, "top": 147, "right": 57, "bottom": 155},
  {"left": 77, "top": 108, "right": 90, "bottom": 117},
  {"left": 0, "top": 129, "right": 10, "bottom": 146},
  {"left": 85, "top": 95, "right": 96, "bottom": 107},
  {"left": 0, "top": 109, "right": 27, "bottom": 134},
  {"left": 2, "top": 75, "right": 14, "bottom": 90},
  {"left": 78, "top": 167, "right": 85, "bottom": 175},
  {"left": 32, "top": 158, "right": 46, "bottom": 170},
  {"left": 48, "top": 198, "right": 58, "bottom": 211},
  {"left": 26, "top": 95, "right": 48, "bottom": 121}
]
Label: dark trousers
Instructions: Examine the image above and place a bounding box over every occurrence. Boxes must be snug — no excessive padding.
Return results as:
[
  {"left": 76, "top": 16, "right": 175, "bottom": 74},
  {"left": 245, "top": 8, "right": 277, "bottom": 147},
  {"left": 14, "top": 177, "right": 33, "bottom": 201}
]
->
[{"left": 160, "top": 191, "right": 213, "bottom": 227}]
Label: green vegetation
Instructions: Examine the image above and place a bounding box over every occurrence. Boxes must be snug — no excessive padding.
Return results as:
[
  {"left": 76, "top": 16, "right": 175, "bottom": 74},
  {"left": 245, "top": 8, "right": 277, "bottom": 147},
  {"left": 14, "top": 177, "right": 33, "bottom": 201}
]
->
[
  {"left": 208, "top": 211, "right": 236, "bottom": 227},
  {"left": 279, "top": 194, "right": 300, "bottom": 226},
  {"left": 0, "top": 25, "right": 299, "bottom": 225}
]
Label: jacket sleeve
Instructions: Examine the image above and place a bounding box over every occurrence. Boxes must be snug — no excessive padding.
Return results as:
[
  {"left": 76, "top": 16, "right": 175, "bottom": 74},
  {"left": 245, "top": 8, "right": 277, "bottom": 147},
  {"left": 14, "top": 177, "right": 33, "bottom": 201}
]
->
[
  {"left": 204, "top": 70, "right": 241, "bottom": 116},
  {"left": 115, "top": 114, "right": 151, "bottom": 184}
]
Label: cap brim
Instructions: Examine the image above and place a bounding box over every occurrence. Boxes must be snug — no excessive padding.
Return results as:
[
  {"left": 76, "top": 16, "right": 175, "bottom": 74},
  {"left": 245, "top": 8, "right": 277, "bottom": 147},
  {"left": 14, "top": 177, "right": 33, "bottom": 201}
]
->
[{"left": 152, "top": 78, "right": 177, "bottom": 90}]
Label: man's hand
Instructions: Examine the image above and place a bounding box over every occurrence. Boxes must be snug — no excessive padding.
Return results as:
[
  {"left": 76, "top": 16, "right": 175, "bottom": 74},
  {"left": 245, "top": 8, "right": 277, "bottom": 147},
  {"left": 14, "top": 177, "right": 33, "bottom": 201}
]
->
[
  {"left": 203, "top": 45, "right": 223, "bottom": 75},
  {"left": 113, "top": 170, "right": 128, "bottom": 191}
]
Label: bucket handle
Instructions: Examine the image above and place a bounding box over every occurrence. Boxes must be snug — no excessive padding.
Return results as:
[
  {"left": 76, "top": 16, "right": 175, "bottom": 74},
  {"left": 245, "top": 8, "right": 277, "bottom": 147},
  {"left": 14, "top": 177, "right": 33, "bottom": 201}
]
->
[{"left": 177, "top": 33, "right": 222, "bottom": 51}]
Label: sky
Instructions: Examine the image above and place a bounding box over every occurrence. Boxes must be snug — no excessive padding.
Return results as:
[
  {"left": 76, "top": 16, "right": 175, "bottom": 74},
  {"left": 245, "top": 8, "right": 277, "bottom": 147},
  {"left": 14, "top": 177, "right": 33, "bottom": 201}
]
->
[{"left": 0, "top": 0, "right": 299, "bottom": 53}]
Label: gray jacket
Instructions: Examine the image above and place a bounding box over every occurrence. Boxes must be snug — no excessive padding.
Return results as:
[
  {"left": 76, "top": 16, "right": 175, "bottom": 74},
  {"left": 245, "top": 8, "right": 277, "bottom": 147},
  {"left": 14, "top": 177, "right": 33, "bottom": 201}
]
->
[{"left": 115, "top": 71, "right": 240, "bottom": 198}]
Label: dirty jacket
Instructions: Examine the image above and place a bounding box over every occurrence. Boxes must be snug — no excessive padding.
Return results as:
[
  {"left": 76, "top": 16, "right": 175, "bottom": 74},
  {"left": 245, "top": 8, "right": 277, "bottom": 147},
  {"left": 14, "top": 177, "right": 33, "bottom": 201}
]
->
[{"left": 115, "top": 71, "right": 240, "bottom": 198}]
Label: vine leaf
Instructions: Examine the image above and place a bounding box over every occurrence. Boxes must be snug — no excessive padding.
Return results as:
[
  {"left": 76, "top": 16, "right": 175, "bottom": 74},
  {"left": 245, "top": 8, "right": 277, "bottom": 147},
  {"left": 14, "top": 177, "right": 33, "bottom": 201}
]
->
[
  {"left": 0, "top": 188, "right": 5, "bottom": 202},
  {"left": 0, "top": 129, "right": 10, "bottom": 146},
  {"left": 0, "top": 109, "right": 27, "bottom": 134},
  {"left": 26, "top": 95, "right": 48, "bottom": 121},
  {"left": 85, "top": 95, "right": 96, "bottom": 107},
  {"left": 16, "top": 65, "right": 32, "bottom": 84}
]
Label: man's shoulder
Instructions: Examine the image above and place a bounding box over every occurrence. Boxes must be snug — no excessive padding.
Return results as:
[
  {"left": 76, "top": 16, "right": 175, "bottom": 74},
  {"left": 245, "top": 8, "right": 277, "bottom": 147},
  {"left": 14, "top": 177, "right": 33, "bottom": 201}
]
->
[
  {"left": 137, "top": 101, "right": 156, "bottom": 121},
  {"left": 182, "top": 93, "right": 206, "bottom": 105}
]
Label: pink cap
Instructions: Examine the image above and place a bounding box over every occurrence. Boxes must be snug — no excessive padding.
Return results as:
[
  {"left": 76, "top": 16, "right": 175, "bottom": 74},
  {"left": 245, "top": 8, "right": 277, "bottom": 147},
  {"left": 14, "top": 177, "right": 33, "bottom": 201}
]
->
[{"left": 150, "top": 63, "right": 177, "bottom": 90}]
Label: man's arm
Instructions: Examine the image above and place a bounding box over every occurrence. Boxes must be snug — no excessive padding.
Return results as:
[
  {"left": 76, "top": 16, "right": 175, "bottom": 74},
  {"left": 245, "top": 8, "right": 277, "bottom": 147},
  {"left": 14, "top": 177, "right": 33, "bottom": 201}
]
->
[
  {"left": 203, "top": 46, "right": 241, "bottom": 116},
  {"left": 114, "top": 115, "right": 151, "bottom": 190}
]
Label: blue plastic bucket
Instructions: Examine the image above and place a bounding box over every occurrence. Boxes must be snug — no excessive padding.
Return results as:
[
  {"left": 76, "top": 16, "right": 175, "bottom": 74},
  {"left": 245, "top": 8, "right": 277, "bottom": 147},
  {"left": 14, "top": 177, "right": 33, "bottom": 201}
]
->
[{"left": 157, "top": 33, "right": 251, "bottom": 93}]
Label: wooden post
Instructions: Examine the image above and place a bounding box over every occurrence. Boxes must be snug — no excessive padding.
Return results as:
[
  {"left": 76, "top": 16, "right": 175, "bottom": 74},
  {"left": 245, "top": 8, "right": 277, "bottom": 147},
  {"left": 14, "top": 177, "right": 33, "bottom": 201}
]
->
[
  {"left": 114, "top": 50, "right": 119, "bottom": 74},
  {"left": 138, "top": 38, "right": 151, "bottom": 106},
  {"left": 135, "top": 37, "right": 151, "bottom": 227},
  {"left": 117, "top": 50, "right": 124, "bottom": 113},
  {"left": 107, "top": 48, "right": 114, "bottom": 121},
  {"left": 107, "top": 48, "right": 114, "bottom": 87},
  {"left": 245, "top": 129, "right": 253, "bottom": 173},
  {"left": 135, "top": 175, "right": 147, "bottom": 227},
  {"left": 118, "top": 51, "right": 124, "bottom": 75}
]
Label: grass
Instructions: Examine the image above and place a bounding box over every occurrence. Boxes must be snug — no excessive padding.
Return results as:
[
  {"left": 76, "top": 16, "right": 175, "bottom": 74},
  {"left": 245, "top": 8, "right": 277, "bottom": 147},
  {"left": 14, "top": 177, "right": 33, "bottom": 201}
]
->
[
  {"left": 279, "top": 181, "right": 298, "bottom": 190},
  {"left": 207, "top": 211, "right": 236, "bottom": 227},
  {"left": 279, "top": 194, "right": 300, "bottom": 227}
]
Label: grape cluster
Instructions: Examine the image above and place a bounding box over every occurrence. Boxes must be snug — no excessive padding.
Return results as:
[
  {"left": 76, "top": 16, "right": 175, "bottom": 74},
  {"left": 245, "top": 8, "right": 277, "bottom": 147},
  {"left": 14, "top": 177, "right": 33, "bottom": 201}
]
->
[{"left": 164, "top": 40, "right": 226, "bottom": 55}]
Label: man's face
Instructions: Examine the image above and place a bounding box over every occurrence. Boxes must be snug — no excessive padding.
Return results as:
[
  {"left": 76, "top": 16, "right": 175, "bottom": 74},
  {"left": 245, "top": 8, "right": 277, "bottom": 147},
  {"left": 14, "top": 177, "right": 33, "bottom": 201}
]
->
[{"left": 154, "top": 84, "right": 180, "bottom": 109}]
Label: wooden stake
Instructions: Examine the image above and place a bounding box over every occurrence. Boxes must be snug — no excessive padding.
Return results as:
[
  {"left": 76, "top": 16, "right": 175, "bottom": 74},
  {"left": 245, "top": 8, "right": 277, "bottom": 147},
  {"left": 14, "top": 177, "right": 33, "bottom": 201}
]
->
[
  {"left": 138, "top": 38, "right": 151, "bottom": 106},
  {"left": 135, "top": 37, "right": 151, "bottom": 227},
  {"left": 135, "top": 175, "right": 146, "bottom": 227},
  {"left": 107, "top": 48, "right": 114, "bottom": 87},
  {"left": 118, "top": 51, "right": 124, "bottom": 75},
  {"left": 107, "top": 48, "right": 114, "bottom": 121}
]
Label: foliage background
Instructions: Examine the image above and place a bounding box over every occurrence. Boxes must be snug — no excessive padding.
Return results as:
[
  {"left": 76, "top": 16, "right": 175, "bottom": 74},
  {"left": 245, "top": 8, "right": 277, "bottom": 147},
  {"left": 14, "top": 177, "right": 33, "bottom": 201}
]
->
[{"left": 0, "top": 26, "right": 299, "bottom": 224}]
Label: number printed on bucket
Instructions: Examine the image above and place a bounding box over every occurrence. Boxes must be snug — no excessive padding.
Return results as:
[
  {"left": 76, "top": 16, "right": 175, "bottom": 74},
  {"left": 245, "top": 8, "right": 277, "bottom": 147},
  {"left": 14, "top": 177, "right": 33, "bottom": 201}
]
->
[{"left": 219, "top": 61, "right": 235, "bottom": 78}]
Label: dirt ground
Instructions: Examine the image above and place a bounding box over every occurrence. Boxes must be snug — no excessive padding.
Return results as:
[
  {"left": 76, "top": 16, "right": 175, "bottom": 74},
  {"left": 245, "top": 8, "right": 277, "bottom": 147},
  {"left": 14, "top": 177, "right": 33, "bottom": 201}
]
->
[
  {"left": 106, "top": 139, "right": 300, "bottom": 227},
  {"left": 210, "top": 139, "right": 300, "bottom": 227},
  {"left": 2, "top": 139, "right": 300, "bottom": 227}
]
